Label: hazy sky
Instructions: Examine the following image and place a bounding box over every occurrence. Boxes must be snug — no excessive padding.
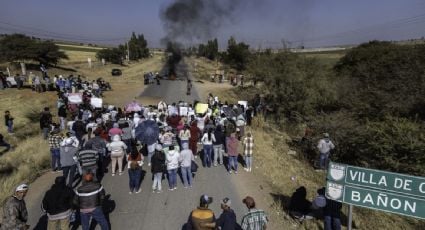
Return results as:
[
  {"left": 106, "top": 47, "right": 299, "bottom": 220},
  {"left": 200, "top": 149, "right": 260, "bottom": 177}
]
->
[{"left": 1, "top": 0, "right": 424, "bottom": 48}]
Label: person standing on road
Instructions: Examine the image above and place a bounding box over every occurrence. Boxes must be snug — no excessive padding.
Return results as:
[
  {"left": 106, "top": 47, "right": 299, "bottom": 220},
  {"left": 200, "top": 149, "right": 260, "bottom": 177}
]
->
[
  {"left": 201, "top": 197, "right": 237, "bottom": 230},
  {"left": 42, "top": 176, "right": 74, "bottom": 230},
  {"left": 213, "top": 125, "right": 225, "bottom": 166},
  {"left": 166, "top": 145, "right": 180, "bottom": 191},
  {"left": 226, "top": 133, "right": 239, "bottom": 174},
  {"left": 243, "top": 132, "right": 254, "bottom": 172},
  {"left": 186, "top": 195, "right": 215, "bottom": 230},
  {"left": 107, "top": 135, "right": 127, "bottom": 176},
  {"left": 189, "top": 121, "right": 201, "bottom": 158},
  {"left": 127, "top": 148, "right": 143, "bottom": 194},
  {"left": 60, "top": 137, "right": 79, "bottom": 187},
  {"left": 1, "top": 184, "right": 30, "bottom": 230},
  {"left": 75, "top": 147, "right": 99, "bottom": 180},
  {"left": 74, "top": 173, "right": 109, "bottom": 230},
  {"left": 201, "top": 128, "right": 215, "bottom": 168},
  {"left": 179, "top": 143, "right": 194, "bottom": 188},
  {"left": 317, "top": 133, "right": 335, "bottom": 170},
  {"left": 241, "top": 196, "right": 268, "bottom": 230},
  {"left": 4, "top": 110, "right": 14, "bottom": 134},
  {"left": 179, "top": 124, "right": 191, "bottom": 148},
  {"left": 48, "top": 125, "right": 63, "bottom": 172},
  {"left": 40, "top": 107, "right": 53, "bottom": 140},
  {"left": 151, "top": 144, "right": 166, "bottom": 193}
]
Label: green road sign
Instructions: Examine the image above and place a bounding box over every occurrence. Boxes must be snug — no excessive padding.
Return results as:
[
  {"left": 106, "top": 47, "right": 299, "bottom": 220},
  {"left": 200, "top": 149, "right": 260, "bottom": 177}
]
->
[
  {"left": 327, "top": 162, "right": 425, "bottom": 198},
  {"left": 326, "top": 182, "right": 425, "bottom": 220}
]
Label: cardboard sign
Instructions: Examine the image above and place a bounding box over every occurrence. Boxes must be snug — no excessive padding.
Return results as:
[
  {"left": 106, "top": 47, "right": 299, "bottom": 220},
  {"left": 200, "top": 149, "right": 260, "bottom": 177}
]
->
[
  {"left": 179, "top": 107, "right": 188, "bottom": 116},
  {"left": 238, "top": 101, "right": 248, "bottom": 108},
  {"left": 195, "top": 103, "right": 209, "bottom": 114},
  {"left": 68, "top": 93, "right": 83, "bottom": 104},
  {"left": 90, "top": 97, "right": 103, "bottom": 108}
]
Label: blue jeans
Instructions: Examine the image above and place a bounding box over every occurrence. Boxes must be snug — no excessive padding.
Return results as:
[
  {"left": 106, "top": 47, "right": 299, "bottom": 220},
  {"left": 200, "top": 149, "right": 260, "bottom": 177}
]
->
[
  {"left": 50, "top": 148, "right": 61, "bottom": 170},
  {"left": 80, "top": 206, "right": 109, "bottom": 230},
  {"left": 228, "top": 156, "right": 238, "bottom": 172},
  {"left": 167, "top": 169, "right": 178, "bottom": 189},
  {"left": 128, "top": 168, "right": 141, "bottom": 192},
  {"left": 320, "top": 152, "right": 330, "bottom": 169},
  {"left": 42, "top": 127, "right": 50, "bottom": 140},
  {"left": 245, "top": 156, "right": 252, "bottom": 169},
  {"left": 181, "top": 166, "right": 192, "bottom": 187},
  {"left": 152, "top": 172, "right": 162, "bottom": 191},
  {"left": 324, "top": 215, "right": 341, "bottom": 230},
  {"left": 7, "top": 120, "right": 13, "bottom": 133},
  {"left": 203, "top": 145, "right": 213, "bottom": 167},
  {"left": 62, "top": 165, "right": 77, "bottom": 187}
]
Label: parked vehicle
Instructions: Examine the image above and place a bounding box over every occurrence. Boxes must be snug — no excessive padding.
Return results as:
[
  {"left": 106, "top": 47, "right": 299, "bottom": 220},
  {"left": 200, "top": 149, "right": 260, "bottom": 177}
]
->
[{"left": 111, "top": 69, "right": 122, "bottom": 76}]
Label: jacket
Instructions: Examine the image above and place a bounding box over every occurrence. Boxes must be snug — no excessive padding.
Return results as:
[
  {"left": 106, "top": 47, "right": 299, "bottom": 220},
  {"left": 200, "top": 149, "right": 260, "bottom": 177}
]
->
[
  {"left": 151, "top": 151, "right": 166, "bottom": 173},
  {"left": 213, "top": 128, "right": 225, "bottom": 146},
  {"left": 84, "top": 136, "right": 107, "bottom": 156},
  {"left": 1, "top": 196, "right": 28, "bottom": 230},
  {"left": 166, "top": 149, "right": 180, "bottom": 170},
  {"left": 226, "top": 137, "right": 239, "bottom": 157},
  {"left": 76, "top": 149, "right": 99, "bottom": 169},
  {"left": 107, "top": 136, "right": 127, "bottom": 157},
  {"left": 40, "top": 111, "right": 52, "bottom": 129},
  {"left": 60, "top": 145, "right": 78, "bottom": 167},
  {"left": 74, "top": 181, "right": 105, "bottom": 210},
  {"left": 42, "top": 180, "right": 74, "bottom": 216},
  {"left": 187, "top": 207, "right": 215, "bottom": 230},
  {"left": 179, "top": 149, "right": 194, "bottom": 168}
]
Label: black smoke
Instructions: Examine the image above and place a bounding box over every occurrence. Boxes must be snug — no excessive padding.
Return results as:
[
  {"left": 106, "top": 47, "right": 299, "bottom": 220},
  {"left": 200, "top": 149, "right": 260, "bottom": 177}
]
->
[{"left": 161, "top": 0, "right": 242, "bottom": 76}]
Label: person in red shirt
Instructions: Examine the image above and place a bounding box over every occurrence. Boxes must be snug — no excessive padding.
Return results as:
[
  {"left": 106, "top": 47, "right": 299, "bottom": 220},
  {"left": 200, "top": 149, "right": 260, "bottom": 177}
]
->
[{"left": 189, "top": 121, "right": 201, "bottom": 158}]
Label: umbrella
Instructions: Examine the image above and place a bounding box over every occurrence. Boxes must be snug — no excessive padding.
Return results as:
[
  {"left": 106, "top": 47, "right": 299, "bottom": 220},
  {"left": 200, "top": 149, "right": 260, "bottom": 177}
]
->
[
  {"left": 222, "top": 106, "right": 237, "bottom": 118},
  {"left": 125, "top": 101, "right": 142, "bottom": 112},
  {"left": 135, "top": 120, "right": 160, "bottom": 145}
]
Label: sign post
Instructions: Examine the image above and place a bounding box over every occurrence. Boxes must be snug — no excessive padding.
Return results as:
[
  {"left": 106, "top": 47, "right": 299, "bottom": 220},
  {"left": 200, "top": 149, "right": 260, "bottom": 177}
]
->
[
  {"left": 326, "top": 162, "right": 425, "bottom": 220},
  {"left": 348, "top": 205, "right": 353, "bottom": 230}
]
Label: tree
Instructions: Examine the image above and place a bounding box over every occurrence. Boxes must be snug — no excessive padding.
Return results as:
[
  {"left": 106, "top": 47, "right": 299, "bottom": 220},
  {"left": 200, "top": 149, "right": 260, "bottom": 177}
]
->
[
  {"left": 198, "top": 38, "right": 219, "bottom": 60},
  {"left": 224, "top": 37, "right": 251, "bottom": 71},
  {"left": 33, "top": 41, "right": 68, "bottom": 66},
  {"left": 96, "top": 48, "right": 124, "bottom": 65},
  {"left": 128, "top": 32, "right": 150, "bottom": 61}
]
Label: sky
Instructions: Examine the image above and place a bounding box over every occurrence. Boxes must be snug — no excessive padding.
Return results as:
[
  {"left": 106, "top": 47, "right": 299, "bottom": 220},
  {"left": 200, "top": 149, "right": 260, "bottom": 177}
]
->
[{"left": 1, "top": 0, "right": 425, "bottom": 48}]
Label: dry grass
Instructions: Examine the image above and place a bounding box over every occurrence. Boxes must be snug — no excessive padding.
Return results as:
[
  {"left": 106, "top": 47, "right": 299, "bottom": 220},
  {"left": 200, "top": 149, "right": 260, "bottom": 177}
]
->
[{"left": 0, "top": 89, "right": 58, "bottom": 204}]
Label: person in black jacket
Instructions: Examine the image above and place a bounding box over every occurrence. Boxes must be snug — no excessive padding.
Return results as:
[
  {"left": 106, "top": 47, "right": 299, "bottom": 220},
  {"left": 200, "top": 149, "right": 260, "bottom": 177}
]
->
[
  {"left": 72, "top": 116, "right": 86, "bottom": 144},
  {"left": 74, "top": 173, "right": 109, "bottom": 230},
  {"left": 213, "top": 125, "right": 225, "bottom": 166},
  {"left": 42, "top": 176, "right": 74, "bottom": 229},
  {"left": 58, "top": 104, "right": 67, "bottom": 131},
  {"left": 151, "top": 144, "right": 166, "bottom": 193},
  {"left": 40, "top": 107, "right": 52, "bottom": 139}
]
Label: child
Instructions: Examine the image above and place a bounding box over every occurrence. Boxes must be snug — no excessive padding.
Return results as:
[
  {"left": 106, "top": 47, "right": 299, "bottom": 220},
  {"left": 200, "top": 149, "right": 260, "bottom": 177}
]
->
[{"left": 127, "top": 147, "right": 143, "bottom": 194}]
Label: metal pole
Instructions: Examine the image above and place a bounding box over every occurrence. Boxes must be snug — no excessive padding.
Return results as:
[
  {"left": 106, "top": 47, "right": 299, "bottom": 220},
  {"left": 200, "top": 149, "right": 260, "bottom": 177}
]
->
[
  {"left": 127, "top": 41, "right": 130, "bottom": 61},
  {"left": 348, "top": 205, "right": 353, "bottom": 230}
]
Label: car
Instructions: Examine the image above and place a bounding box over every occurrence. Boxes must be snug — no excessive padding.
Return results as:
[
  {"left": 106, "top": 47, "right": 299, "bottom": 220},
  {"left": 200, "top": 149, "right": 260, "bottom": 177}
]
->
[{"left": 111, "top": 69, "right": 122, "bottom": 76}]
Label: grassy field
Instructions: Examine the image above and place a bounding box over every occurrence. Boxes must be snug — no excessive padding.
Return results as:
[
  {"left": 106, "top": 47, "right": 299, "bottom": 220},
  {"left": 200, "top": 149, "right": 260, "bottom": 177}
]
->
[{"left": 195, "top": 56, "right": 425, "bottom": 229}]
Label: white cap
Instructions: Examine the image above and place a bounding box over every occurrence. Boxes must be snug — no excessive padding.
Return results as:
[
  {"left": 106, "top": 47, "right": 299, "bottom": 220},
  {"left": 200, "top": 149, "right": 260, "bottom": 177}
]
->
[{"left": 15, "top": 183, "right": 29, "bottom": 192}]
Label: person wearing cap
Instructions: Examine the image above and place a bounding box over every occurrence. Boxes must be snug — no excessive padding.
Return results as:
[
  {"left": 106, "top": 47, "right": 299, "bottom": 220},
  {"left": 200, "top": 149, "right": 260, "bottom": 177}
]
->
[
  {"left": 201, "top": 197, "right": 237, "bottom": 230},
  {"left": 317, "top": 133, "right": 335, "bottom": 170},
  {"left": 151, "top": 144, "right": 166, "bottom": 193},
  {"left": 1, "top": 184, "right": 30, "bottom": 230},
  {"left": 42, "top": 176, "right": 74, "bottom": 230},
  {"left": 241, "top": 196, "right": 268, "bottom": 230},
  {"left": 74, "top": 173, "right": 108, "bottom": 230},
  {"left": 48, "top": 125, "right": 63, "bottom": 172},
  {"left": 60, "top": 137, "right": 79, "bottom": 187},
  {"left": 186, "top": 195, "right": 215, "bottom": 230}
]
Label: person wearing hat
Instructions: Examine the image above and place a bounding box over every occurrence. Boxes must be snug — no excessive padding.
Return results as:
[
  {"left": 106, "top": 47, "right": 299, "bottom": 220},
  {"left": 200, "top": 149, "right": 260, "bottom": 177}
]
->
[
  {"left": 42, "top": 176, "right": 74, "bottom": 229},
  {"left": 1, "top": 184, "right": 30, "bottom": 230},
  {"left": 186, "top": 195, "right": 215, "bottom": 230},
  {"left": 73, "top": 173, "right": 108, "bottom": 230},
  {"left": 48, "top": 125, "right": 63, "bottom": 172},
  {"left": 317, "top": 133, "right": 335, "bottom": 170},
  {"left": 241, "top": 196, "right": 268, "bottom": 230},
  {"left": 201, "top": 197, "right": 236, "bottom": 230},
  {"left": 151, "top": 144, "right": 166, "bottom": 193},
  {"left": 60, "top": 137, "right": 79, "bottom": 187}
]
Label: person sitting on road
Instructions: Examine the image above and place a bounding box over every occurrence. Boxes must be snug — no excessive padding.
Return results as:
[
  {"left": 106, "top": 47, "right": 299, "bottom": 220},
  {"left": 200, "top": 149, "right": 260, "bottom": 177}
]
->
[{"left": 186, "top": 195, "right": 216, "bottom": 230}]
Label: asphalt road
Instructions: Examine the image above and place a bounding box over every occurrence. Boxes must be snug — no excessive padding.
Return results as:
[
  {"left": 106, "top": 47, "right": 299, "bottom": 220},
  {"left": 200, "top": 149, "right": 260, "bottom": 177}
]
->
[{"left": 26, "top": 62, "right": 247, "bottom": 230}]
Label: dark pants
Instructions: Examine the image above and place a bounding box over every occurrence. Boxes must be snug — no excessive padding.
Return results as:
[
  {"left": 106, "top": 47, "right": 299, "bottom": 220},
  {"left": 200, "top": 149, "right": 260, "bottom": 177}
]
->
[
  {"left": 123, "top": 139, "right": 132, "bottom": 154},
  {"left": 80, "top": 207, "right": 109, "bottom": 230},
  {"left": 128, "top": 168, "right": 142, "bottom": 192},
  {"left": 50, "top": 148, "right": 61, "bottom": 170},
  {"left": 324, "top": 215, "right": 341, "bottom": 230},
  {"left": 62, "top": 165, "right": 77, "bottom": 187},
  {"left": 0, "top": 140, "right": 11, "bottom": 151}
]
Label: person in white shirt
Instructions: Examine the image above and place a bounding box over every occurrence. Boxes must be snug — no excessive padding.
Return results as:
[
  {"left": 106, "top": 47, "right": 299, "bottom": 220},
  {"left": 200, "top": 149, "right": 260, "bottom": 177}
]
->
[
  {"left": 166, "top": 146, "right": 180, "bottom": 191},
  {"left": 201, "top": 128, "right": 216, "bottom": 168},
  {"left": 179, "top": 125, "right": 191, "bottom": 147},
  {"left": 317, "top": 133, "right": 335, "bottom": 170},
  {"left": 179, "top": 143, "right": 195, "bottom": 188}
]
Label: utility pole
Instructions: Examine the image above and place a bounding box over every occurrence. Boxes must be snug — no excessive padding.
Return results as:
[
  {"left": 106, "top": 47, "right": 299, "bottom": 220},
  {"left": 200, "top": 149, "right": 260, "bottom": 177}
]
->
[{"left": 126, "top": 41, "right": 130, "bottom": 61}]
